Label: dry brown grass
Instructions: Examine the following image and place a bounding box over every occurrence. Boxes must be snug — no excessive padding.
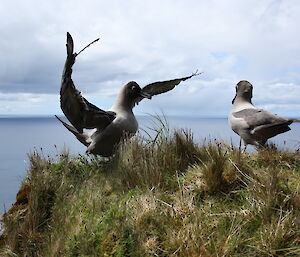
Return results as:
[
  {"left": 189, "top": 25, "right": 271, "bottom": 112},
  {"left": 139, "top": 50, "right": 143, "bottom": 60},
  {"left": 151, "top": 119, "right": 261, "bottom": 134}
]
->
[{"left": 1, "top": 118, "right": 300, "bottom": 257}]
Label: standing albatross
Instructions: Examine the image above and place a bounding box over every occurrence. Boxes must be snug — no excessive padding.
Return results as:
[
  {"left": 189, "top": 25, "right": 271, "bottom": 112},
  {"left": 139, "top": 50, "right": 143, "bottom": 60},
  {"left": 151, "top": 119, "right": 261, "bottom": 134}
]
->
[
  {"left": 229, "top": 80, "right": 299, "bottom": 152},
  {"left": 56, "top": 33, "right": 199, "bottom": 156}
]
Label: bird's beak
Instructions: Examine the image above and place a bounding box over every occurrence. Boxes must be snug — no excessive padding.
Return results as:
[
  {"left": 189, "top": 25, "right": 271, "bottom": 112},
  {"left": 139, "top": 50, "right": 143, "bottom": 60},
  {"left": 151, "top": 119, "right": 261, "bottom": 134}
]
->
[{"left": 139, "top": 91, "right": 151, "bottom": 99}]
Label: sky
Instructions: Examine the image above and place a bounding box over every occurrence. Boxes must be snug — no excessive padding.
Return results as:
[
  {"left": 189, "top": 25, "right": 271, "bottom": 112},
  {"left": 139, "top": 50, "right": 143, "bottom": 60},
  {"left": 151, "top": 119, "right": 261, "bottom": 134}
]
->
[{"left": 0, "top": 0, "right": 300, "bottom": 118}]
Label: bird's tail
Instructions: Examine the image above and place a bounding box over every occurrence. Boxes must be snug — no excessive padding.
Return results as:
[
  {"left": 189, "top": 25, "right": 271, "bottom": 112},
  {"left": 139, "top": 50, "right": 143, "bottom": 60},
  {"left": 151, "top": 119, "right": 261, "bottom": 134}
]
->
[
  {"left": 55, "top": 115, "right": 90, "bottom": 147},
  {"left": 292, "top": 119, "right": 300, "bottom": 123}
]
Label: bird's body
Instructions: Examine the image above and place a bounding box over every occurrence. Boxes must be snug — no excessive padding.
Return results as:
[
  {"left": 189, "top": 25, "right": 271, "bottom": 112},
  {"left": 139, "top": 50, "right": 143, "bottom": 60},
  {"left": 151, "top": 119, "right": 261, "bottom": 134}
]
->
[
  {"left": 87, "top": 104, "right": 138, "bottom": 156},
  {"left": 229, "top": 80, "right": 298, "bottom": 151},
  {"left": 56, "top": 33, "right": 199, "bottom": 156}
]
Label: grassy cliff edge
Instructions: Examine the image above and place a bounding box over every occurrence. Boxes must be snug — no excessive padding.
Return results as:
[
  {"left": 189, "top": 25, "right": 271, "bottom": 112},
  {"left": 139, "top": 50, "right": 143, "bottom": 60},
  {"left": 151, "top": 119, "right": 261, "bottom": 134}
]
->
[{"left": 1, "top": 121, "right": 300, "bottom": 257}]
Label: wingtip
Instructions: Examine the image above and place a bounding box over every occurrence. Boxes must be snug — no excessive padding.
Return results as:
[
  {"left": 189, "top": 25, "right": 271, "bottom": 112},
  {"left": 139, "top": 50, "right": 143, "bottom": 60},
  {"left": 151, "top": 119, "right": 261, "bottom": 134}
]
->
[
  {"left": 66, "top": 32, "right": 74, "bottom": 56},
  {"left": 191, "top": 69, "right": 203, "bottom": 77},
  {"left": 180, "top": 70, "right": 202, "bottom": 82},
  {"left": 54, "top": 115, "right": 63, "bottom": 122}
]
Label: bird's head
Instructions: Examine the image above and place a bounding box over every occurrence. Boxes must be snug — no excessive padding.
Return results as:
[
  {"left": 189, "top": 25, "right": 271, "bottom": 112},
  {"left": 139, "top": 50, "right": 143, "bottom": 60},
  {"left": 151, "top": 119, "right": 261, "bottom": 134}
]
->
[
  {"left": 117, "top": 81, "right": 151, "bottom": 109},
  {"left": 232, "top": 80, "right": 253, "bottom": 104},
  {"left": 124, "top": 81, "right": 151, "bottom": 99},
  {"left": 123, "top": 81, "right": 142, "bottom": 99}
]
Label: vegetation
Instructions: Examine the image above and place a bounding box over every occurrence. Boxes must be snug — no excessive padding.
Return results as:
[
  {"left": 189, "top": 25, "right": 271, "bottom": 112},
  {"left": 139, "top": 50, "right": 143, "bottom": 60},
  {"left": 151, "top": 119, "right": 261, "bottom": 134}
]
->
[{"left": 1, "top": 117, "right": 300, "bottom": 257}]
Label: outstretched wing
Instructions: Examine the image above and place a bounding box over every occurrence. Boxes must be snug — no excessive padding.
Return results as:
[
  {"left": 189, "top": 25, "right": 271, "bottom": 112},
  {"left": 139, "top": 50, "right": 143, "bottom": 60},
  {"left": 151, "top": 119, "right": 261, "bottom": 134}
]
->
[
  {"left": 140, "top": 71, "right": 200, "bottom": 100},
  {"left": 59, "top": 32, "right": 115, "bottom": 133}
]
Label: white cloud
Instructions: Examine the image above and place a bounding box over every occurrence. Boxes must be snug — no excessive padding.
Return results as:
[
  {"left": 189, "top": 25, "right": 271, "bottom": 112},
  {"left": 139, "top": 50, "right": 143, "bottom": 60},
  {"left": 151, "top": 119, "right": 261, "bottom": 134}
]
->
[
  {"left": 0, "top": 93, "right": 60, "bottom": 114},
  {"left": 0, "top": 0, "right": 300, "bottom": 116}
]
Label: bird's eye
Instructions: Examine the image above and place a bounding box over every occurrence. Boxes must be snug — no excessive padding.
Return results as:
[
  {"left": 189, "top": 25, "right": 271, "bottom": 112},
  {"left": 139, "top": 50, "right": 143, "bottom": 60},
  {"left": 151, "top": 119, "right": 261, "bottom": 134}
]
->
[{"left": 131, "top": 85, "right": 136, "bottom": 90}]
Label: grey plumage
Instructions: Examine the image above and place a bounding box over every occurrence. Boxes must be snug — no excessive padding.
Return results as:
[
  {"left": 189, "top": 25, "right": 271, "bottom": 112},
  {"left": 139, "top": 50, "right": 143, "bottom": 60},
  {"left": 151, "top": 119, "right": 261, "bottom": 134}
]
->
[
  {"left": 229, "top": 80, "right": 299, "bottom": 151},
  {"left": 140, "top": 72, "right": 199, "bottom": 99},
  {"left": 56, "top": 32, "right": 199, "bottom": 156}
]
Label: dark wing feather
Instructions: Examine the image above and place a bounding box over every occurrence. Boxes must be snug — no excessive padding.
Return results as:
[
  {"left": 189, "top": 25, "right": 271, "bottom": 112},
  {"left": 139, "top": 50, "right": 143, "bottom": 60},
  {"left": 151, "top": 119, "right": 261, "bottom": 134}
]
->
[
  {"left": 252, "top": 122, "right": 291, "bottom": 141},
  {"left": 140, "top": 71, "right": 200, "bottom": 99},
  {"left": 232, "top": 108, "right": 291, "bottom": 129},
  {"left": 60, "top": 33, "right": 115, "bottom": 133},
  {"left": 232, "top": 108, "right": 293, "bottom": 141}
]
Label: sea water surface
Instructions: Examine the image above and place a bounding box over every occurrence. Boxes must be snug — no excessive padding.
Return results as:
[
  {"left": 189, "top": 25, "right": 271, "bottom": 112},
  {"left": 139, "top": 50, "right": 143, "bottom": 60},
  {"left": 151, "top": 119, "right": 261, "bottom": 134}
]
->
[{"left": 1, "top": 116, "right": 299, "bottom": 213}]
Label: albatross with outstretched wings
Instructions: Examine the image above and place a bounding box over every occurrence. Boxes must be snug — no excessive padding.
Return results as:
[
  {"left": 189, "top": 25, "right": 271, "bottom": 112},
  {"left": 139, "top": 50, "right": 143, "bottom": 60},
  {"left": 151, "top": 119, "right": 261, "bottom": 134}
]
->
[
  {"left": 56, "top": 33, "right": 199, "bottom": 156},
  {"left": 229, "top": 80, "right": 299, "bottom": 152}
]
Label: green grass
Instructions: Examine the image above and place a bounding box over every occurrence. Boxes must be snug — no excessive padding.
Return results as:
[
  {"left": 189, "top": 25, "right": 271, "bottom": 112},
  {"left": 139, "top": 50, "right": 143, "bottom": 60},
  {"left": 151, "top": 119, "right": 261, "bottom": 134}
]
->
[{"left": 1, "top": 118, "right": 300, "bottom": 257}]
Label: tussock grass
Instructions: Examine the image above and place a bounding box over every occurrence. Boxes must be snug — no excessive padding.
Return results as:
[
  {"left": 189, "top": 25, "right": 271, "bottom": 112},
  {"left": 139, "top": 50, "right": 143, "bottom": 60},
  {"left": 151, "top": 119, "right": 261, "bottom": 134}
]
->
[{"left": 1, "top": 116, "right": 300, "bottom": 257}]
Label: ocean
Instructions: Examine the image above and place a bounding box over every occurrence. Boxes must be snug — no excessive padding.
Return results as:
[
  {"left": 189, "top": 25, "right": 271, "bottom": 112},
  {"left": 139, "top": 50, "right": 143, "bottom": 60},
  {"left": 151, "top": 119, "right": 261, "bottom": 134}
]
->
[{"left": 1, "top": 116, "right": 299, "bottom": 214}]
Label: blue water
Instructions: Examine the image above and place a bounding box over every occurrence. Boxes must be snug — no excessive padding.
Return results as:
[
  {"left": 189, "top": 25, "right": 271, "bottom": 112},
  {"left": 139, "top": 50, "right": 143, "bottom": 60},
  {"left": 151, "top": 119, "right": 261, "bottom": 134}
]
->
[{"left": 0, "top": 116, "right": 299, "bottom": 214}]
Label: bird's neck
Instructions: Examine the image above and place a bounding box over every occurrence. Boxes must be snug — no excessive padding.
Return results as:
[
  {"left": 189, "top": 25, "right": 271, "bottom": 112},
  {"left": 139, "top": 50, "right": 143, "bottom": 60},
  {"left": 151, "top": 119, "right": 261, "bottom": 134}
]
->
[
  {"left": 232, "top": 97, "right": 254, "bottom": 111},
  {"left": 111, "top": 95, "right": 135, "bottom": 113}
]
